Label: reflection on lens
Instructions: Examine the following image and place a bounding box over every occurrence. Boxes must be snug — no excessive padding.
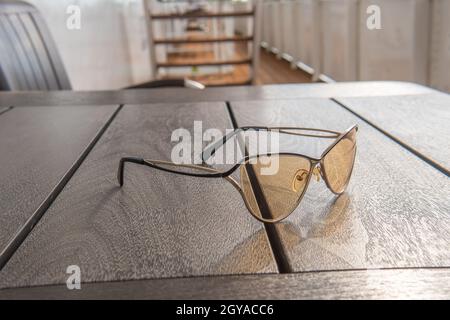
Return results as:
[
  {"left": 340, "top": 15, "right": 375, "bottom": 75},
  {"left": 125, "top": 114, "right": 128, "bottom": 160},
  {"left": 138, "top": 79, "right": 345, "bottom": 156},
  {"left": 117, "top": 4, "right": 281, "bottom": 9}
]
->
[
  {"left": 322, "top": 128, "right": 357, "bottom": 194},
  {"left": 240, "top": 155, "right": 311, "bottom": 222}
]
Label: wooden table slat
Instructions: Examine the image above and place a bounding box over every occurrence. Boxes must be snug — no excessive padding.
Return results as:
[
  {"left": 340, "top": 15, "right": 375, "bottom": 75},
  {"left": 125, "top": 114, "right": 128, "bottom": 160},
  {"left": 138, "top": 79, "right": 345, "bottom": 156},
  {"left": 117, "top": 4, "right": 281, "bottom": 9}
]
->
[
  {"left": 0, "top": 82, "right": 435, "bottom": 107},
  {"left": 0, "top": 102, "right": 278, "bottom": 289},
  {"left": 0, "top": 106, "right": 12, "bottom": 116},
  {"left": 231, "top": 98, "right": 450, "bottom": 273},
  {"left": 0, "top": 105, "right": 118, "bottom": 259},
  {"left": 1, "top": 268, "right": 448, "bottom": 300},
  {"left": 334, "top": 94, "right": 450, "bottom": 175}
]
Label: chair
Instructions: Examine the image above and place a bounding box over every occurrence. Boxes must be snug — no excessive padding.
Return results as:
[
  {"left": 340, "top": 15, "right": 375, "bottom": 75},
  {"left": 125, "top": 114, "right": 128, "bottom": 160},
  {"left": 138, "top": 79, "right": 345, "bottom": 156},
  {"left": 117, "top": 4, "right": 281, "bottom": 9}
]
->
[{"left": 0, "top": 1, "right": 204, "bottom": 91}]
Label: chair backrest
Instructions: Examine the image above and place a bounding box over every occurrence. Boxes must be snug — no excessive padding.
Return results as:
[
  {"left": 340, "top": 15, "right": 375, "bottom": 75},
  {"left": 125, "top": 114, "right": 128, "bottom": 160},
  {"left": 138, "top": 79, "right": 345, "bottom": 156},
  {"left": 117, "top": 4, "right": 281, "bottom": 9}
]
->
[{"left": 0, "top": 1, "right": 71, "bottom": 91}]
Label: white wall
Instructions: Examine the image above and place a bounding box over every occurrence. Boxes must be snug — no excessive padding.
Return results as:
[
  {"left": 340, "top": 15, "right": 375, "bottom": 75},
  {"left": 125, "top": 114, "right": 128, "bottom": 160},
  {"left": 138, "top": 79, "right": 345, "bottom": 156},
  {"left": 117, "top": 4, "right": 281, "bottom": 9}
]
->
[
  {"left": 429, "top": 0, "right": 450, "bottom": 92},
  {"left": 261, "top": 0, "right": 450, "bottom": 92},
  {"left": 25, "top": 0, "right": 152, "bottom": 90},
  {"left": 358, "top": 0, "right": 429, "bottom": 84},
  {"left": 21, "top": 0, "right": 450, "bottom": 91},
  {"left": 321, "top": 0, "right": 358, "bottom": 81}
]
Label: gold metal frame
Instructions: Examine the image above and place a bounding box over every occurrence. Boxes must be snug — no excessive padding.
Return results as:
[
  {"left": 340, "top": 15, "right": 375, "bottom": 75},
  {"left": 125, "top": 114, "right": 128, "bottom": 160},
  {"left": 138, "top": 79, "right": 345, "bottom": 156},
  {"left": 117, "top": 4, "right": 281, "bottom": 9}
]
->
[{"left": 118, "top": 125, "right": 358, "bottom": 223}]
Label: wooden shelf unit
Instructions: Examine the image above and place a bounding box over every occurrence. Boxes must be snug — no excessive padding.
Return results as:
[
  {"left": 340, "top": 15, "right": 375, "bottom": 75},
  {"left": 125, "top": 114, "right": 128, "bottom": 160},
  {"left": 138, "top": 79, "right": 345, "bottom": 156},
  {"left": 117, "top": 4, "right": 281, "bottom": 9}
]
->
[
  {"left": 157, "top": 58, "right": 252, "bottom": 68},
  {"left": 144, "top": 0, "right": 262, "bottom": 86},
  {"left": 154, "top": 35, "right": 253, "bottom": 45}
]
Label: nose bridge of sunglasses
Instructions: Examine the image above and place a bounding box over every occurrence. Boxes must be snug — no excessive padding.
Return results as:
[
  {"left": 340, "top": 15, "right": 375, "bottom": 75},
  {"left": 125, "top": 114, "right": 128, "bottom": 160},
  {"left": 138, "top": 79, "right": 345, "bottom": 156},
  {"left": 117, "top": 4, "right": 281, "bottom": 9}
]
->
[{"left": 312, "top": 166, "right": 321, "bottom": 182}]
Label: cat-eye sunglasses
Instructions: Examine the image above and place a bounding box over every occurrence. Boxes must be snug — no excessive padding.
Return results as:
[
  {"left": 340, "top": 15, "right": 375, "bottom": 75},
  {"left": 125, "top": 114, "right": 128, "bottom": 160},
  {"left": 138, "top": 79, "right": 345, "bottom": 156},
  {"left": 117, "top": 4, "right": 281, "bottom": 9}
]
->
[{"left": 118, "top": 125, "right": 358, "bottom": 223}]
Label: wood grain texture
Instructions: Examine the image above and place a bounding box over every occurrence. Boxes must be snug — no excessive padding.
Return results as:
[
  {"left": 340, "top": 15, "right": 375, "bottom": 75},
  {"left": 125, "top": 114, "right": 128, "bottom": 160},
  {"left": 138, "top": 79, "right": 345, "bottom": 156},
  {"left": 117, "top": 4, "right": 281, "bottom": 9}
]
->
[
  {"left": 231, "top": 98, "right": 450, "bottom": 272},
  {"left": 0, "top": 102, "right": 277, "bottom": 289},
  {"left": 0, "top": 268, "right": 448, "bottom": 299},
  {"left": 0, "top": 106, "right": 12, "bottom": 115},
  {"left": 0, "top": 82, "right": 435, "bottom": 107},
  {"left": 0, "top": 105, "right": 117, "bottom": 254},
  {"left": 335, "top": 94, "right": 450, "bottom": 174}
]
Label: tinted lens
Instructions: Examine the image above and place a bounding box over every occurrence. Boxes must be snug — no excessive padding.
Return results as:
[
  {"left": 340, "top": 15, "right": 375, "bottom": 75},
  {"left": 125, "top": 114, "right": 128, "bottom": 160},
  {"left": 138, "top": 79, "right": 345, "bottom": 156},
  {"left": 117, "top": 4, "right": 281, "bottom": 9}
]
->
[
  {"left": 322, "top": 127, "right": 357, "bottom": 194},
  {"left": 240, "top": 155, "right": 311, "bottom": 223}
]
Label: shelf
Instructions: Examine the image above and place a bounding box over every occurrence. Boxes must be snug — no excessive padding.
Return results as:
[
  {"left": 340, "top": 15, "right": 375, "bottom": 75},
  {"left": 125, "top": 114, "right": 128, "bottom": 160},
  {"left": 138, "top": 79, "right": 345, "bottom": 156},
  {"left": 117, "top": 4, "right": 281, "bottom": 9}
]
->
[
  {"left": 151, "top": 11, "right": 254, "bottom": 20},
  {"left": 160, "top": 62, "right": 252, "bottom": 87},
  {"left": 161, "top": 77, "right": 252, "bottom": 87},
  {"left": 154, "top": 36, "right": 253, "bottom": 45},
  {"left": 157, "top": 58, "right": 252, "bottom": 68}
]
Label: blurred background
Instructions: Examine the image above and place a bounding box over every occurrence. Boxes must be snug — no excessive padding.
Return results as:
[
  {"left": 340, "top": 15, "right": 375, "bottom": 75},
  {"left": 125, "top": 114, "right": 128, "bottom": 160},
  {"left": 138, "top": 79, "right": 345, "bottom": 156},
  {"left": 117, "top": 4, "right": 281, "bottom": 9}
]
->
[{"left": 3, "top": 0, "right": 449, "bottom": 92}]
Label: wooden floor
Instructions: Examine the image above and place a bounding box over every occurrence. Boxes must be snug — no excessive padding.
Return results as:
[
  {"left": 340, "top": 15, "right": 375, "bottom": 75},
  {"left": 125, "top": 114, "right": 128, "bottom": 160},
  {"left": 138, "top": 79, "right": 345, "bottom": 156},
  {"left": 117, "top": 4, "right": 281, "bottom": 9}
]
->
[{"left": 255, "top": 49, "right": 312, "bottom": 85}]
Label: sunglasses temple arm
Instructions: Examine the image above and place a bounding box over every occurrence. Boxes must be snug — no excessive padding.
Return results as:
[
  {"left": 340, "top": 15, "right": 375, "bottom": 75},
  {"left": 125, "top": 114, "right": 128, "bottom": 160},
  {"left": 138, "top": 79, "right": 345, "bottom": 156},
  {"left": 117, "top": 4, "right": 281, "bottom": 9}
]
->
[
  {"left": 118, "top": 157, "right": 241, "bottom": 191},
  {"left": 118, "top": 157, "right": 147, "bottom": 186},
  {"left": 274, "top": 128, "right": 341, "bottom": 139},
  {"left": 201, "top": 129, "right": 243, "bottom": 163}
]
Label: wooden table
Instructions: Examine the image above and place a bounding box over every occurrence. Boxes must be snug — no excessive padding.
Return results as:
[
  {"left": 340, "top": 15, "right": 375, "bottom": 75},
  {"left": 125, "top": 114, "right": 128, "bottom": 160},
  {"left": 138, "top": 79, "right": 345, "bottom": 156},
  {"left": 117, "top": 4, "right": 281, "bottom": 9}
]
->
[{"left": 0, "top": 82, "right": 449, "bottom": 299}]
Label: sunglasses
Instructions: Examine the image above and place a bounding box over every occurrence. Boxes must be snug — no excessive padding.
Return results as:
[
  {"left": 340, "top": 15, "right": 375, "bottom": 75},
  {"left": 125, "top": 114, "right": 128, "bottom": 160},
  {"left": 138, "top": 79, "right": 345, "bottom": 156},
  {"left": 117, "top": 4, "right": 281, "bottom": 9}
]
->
[{"left": 118, "top": 125, "right": 358, "bottom": 223}]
